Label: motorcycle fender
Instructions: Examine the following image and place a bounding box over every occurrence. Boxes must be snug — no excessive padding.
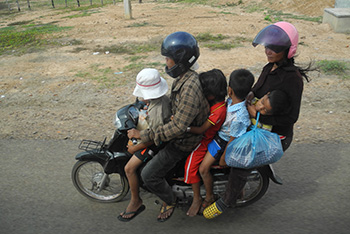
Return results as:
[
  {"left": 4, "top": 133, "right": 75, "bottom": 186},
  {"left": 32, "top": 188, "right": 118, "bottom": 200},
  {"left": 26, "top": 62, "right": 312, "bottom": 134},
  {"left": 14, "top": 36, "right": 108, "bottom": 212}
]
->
[
  {"left": 111, "top": 151, "right": 130, "bottom": 161},
  {"left": 104, "top": 152, "right": 129, "bottom": 175},
  {"left": 259, "top": 165, "right": 283, "bottom": 185},
  {"left": 74, "top": 150, "right": 109, "bottom": 162}
]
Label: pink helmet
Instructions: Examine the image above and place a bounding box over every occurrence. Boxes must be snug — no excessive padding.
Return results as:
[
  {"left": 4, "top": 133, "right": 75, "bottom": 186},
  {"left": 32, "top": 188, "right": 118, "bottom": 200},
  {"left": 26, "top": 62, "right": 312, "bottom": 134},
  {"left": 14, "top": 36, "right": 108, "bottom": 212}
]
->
[{"left": 252, "top": 21, "right": 299, "bottom": 59}]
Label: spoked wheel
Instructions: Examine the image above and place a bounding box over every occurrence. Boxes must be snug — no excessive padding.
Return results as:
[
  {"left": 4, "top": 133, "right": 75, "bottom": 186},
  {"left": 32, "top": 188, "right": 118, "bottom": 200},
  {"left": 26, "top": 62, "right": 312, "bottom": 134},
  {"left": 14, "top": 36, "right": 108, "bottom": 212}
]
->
[
  {"left": 236, "top": 169, "right": 269, "bottom": 207},
  {"left": 72, "top": 160, "right": 129, "bottom": 203}
]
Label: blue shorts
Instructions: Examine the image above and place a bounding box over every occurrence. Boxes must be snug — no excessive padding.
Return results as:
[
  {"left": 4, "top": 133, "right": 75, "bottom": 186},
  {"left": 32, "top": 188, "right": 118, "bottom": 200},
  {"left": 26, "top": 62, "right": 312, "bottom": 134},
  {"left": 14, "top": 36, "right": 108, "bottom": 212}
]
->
[{"left": 207, "top": 135, "right": 228, "bottom": 160}]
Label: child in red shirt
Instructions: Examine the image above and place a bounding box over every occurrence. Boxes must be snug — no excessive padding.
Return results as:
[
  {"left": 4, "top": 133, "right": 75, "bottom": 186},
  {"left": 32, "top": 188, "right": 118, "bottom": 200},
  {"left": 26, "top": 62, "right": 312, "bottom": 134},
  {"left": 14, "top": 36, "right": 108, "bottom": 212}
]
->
[{"left": 184, "top": 69, "right": 228, "bottom": 216}]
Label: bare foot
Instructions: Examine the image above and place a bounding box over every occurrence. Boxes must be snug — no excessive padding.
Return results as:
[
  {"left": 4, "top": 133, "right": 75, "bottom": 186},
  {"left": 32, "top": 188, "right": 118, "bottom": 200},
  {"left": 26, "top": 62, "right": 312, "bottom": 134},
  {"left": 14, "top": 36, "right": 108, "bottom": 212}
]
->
[{"left": 186, "top": 198, "right": 202, "bottom": 217}]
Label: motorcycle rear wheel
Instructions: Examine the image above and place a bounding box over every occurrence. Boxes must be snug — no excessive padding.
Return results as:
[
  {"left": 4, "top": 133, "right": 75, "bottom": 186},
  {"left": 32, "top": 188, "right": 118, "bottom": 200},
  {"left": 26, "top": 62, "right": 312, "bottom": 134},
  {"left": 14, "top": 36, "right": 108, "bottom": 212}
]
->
[
  {"left": 236, "top": 169, "right": 269, "bottom": 207},
  {"left": 72, "top": 160, "right": 129, "bottom": 203}
]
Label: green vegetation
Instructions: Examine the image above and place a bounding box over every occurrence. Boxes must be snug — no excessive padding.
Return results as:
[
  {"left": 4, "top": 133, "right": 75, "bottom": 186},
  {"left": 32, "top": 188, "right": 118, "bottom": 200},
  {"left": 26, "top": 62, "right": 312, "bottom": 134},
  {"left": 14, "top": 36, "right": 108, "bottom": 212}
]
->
[
  {"left": 94, "top": 36, "right": 163, "bottom": 55},
  {"left": 0, "top": 21, "right": 73, "bottom": 55},
  {"left": 75, "top": 60, "right": 164, "bottom": 89},
  {"left": 317, "top": 60, "right": 350, "bottom": 78},
  {"left": 123, "top": 62, "right": 163, "bottom": 73},
  {"left": 166, "top": 0, "right": 209, "bottom": 4},
  {"left": 95, "top": 42, "right": 159, "bottom": 55},
  {"left": 63, "top": 11, "right": 94, "bottom": 18},
  {"left": 196, "top": 32, "right": 247, "bottom": 50},
  {"left": 60, "top": 4, "right": 101, "bottom": 18},
  {"left": 243, "top": 3, "right": 265, "bottom": 13},
  {"left": 264, "top": 10, "right": 322, "bottom": 23},
  {"left": 127, "top": 22, "right": 150, "bottom": 28},
  {"left": 126, "top": 21, "right": 163, "bottom": 28},
  {"left": 196, "top": 32, "right": 228, "bottom": 42},
  {"left": 75, "top": 63, "right": 117, "bottom": 88},
  {"left": 241, "top": 2, "right": 322, "bottom": 23}
]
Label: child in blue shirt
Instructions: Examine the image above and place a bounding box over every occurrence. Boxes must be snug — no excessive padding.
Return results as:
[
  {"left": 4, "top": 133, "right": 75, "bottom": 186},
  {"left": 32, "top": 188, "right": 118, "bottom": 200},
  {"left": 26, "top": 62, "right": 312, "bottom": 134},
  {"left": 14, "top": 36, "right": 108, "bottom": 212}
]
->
[{"left": 199, "top": 69, "right": 254, "bottom": 212}]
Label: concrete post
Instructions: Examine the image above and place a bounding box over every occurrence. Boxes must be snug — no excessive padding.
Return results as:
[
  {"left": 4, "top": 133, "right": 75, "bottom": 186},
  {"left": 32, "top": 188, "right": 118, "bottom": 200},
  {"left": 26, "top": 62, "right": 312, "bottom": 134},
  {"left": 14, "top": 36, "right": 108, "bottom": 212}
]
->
[
  {"left": 323, "top": 0, "right": 350, "bottom": 33},
  {"left": 124, "top": 0, "right": 132, "bottom": 19},
  {"left": 335, "top": 0, "right": 350, "bottom": 8}
]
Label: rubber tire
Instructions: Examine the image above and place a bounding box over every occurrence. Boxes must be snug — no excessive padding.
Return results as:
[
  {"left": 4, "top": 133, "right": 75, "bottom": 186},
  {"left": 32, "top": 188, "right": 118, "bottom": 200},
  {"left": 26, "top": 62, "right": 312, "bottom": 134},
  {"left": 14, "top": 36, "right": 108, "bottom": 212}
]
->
[
  {"left": 72, "top": 160, "right": 129, "bottom": 203},
  {"left": 236, "top": 169, "right": 270, "bottom": 207}
]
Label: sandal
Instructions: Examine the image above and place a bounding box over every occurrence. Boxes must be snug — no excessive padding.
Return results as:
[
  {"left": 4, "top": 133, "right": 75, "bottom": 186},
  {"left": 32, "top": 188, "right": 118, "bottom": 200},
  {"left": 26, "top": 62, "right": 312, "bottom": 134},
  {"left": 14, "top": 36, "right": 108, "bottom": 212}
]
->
[
  {"left": 157, "top": 201, "right": 177, "bottom": 222},
  {"left": 203, "top": 201, "right": 222, "bottom": 219},
  {"left": 118, "top": 205, "right": 146, "bottom": 222}
]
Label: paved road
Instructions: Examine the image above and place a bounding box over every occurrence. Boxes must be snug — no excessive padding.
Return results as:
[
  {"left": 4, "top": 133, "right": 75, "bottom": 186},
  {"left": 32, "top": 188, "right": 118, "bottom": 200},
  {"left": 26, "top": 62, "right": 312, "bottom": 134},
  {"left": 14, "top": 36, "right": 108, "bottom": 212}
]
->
[{"left": 1, "top": 139, "right": 349, "bottom": 234}]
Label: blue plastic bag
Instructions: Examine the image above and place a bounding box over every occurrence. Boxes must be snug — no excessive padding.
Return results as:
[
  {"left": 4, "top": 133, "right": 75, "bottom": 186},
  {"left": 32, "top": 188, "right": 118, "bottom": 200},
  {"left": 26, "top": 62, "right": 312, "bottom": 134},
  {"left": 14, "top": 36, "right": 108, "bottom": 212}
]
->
[{"left": 225, "top": 112, "right": 283, "bottom": 169}]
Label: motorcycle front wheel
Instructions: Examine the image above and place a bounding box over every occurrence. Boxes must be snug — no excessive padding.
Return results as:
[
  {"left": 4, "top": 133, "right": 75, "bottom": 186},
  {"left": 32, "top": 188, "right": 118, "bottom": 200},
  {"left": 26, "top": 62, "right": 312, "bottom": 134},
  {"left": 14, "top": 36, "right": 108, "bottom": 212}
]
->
[
  {"left": 236, "top": 169, "right": 269, "bottom": 207},
  {"left": 72, "top": 160, "right": 129, "bottom": 203}
]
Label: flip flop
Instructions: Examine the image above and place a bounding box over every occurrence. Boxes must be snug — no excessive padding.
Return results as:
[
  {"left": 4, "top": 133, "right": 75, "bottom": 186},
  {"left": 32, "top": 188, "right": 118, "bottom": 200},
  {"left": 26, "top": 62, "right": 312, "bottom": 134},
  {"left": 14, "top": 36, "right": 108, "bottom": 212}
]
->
[
  {"left": 157, "top": 202, "right": 177, "bottom": 222},
  {"left": 117, "top": 205, "right": 146, "bottom": 222}
]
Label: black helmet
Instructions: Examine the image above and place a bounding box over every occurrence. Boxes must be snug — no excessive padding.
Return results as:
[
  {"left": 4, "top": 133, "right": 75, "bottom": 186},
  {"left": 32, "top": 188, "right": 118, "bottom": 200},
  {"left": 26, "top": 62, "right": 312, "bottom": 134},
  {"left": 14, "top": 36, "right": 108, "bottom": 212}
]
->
[{"left": 161, "top": 31, "right": 200, "bottom": 78}]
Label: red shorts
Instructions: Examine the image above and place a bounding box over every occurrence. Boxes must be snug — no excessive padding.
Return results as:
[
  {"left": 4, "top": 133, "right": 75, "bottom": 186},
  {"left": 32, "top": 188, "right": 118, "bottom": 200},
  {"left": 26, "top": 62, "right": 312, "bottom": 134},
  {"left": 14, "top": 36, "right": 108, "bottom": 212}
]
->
[{"left": 184, "top": 142, "right": 209, "bottom": 184}]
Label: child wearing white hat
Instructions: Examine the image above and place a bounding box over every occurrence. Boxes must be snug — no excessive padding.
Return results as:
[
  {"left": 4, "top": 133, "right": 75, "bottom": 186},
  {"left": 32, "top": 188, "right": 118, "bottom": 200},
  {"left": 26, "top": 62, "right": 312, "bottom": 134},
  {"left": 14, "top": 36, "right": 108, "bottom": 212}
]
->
[{"left": 118, "top": 68, "right": 172, "bottom": 222}]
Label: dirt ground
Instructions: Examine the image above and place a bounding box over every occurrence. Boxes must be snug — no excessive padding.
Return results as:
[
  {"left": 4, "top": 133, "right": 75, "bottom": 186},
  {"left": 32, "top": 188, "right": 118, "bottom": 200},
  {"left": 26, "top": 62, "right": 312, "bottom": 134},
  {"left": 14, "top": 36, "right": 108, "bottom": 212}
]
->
[{"left": 0, "top": 0, "right": 349, "bottom": 144}]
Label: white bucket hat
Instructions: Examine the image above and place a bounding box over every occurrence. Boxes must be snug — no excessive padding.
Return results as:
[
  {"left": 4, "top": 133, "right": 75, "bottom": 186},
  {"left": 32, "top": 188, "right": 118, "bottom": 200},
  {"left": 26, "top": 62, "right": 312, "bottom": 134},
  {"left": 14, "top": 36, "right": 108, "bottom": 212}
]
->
[{"left": 133, "top": 68, "right": 168, "bottom": 100}]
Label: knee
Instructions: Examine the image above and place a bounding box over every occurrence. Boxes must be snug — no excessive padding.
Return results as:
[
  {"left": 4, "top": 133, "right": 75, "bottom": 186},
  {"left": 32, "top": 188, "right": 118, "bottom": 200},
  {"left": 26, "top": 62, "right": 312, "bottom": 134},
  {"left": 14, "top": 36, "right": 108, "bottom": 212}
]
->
[
  {"left": 124, "top": 163, "right": 135, "bottom": 177},
  {"left": 199, "top": 165, "right": 210, "bottom": 178}
]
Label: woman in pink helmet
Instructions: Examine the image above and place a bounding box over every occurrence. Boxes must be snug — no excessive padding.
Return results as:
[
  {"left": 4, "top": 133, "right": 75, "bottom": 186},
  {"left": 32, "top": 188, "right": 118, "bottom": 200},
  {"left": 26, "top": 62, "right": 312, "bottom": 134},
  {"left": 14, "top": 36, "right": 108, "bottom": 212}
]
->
[
  {"left": 203, "top": 21, "right": 313, "bottom": 219},
  {"left": 249, "top": 21, "right": 311, "bottom": 149}
]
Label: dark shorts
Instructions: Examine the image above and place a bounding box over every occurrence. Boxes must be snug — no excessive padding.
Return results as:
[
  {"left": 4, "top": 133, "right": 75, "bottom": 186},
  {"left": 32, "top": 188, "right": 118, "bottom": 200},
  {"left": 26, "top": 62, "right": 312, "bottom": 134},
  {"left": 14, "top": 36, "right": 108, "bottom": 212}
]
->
[
  {"left": 207, "top": 135, "right": 228, "bottom": 160},
  {"left": 135, "top": 148, "right": 154, "bottom": 163},
  {"left": 134, "top": 143, "right": 166, "bottom": 163}
]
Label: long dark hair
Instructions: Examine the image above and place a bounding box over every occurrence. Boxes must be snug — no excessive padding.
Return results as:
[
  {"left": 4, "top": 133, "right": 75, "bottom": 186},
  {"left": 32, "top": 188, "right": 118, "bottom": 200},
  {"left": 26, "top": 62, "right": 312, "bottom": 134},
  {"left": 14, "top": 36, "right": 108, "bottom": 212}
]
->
[{"left": 276, "top": 49, "right": 315, "bottom": 83}]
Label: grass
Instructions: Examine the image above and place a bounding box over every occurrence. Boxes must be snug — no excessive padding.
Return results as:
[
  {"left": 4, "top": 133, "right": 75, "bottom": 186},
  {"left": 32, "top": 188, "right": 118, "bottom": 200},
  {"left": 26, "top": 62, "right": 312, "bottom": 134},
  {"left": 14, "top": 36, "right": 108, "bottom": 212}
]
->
[
  {"left": 0, "top": 21, "right": 73, "bottom": 55},
  {"left": 196, "top": 32, "right": 229, "bottom": 42},
  {"left": 241, "top": 2, "right": 322, "bottom": 23},
  {"left": 94, "top": 36, "right": 163, "bottom": 55},
  {"left": 95, "top": 43, "right": 159, "bottom": 55},
  {"left": 243, "top": 4, "right": 265, "bottom": 13},
  {"left": 165, "top": 0, "right": 209, "bottom": 4},
  {"left": 126, "top": 22, "right": 150, "bottom": 28},
  {"left": 74, "top": 58, "right": 164, "bottom": 89},
  {"left": 75, "top": 64, "right": 118, "bottom": 88},
  {"left": 196, "top": 32, "right": 247, "bottom": 50},
  {"left": 317, "top": 60, "right": 350, "bottom": 77},
  {"left": 264, "top": 10, "right": 322, "bottom": 23}
]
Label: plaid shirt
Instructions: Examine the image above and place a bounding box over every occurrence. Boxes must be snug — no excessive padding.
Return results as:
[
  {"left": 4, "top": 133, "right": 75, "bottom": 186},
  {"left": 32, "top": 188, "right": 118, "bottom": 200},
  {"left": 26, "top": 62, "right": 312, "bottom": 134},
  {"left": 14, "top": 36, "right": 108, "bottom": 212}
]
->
[{"left": 140, "top": 70, "right": 210, "bottom": 152}]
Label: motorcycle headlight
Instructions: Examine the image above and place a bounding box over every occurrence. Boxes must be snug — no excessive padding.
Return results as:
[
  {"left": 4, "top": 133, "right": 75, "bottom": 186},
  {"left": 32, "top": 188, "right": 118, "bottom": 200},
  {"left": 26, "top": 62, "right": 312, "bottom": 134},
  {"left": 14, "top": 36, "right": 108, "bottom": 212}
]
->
[{"left": 114, "top": 113, "right": 122, "bottom": 128}]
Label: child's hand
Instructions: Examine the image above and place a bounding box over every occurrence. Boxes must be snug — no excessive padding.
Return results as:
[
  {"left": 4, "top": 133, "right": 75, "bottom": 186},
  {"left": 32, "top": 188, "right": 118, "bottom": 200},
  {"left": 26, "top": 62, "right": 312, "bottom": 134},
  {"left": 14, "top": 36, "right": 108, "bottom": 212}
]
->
[
  {"left": 247, "top": 102, "right": 257, "bottom": 118},
  {"left": 219, "top": 154, "right": 228, "bottom": 167},
  {"left": 127, "top": 144, "right": 137, "bottom": 154},
  {"left": 246, "top": 91, "right": 254, "bottom": 105}
]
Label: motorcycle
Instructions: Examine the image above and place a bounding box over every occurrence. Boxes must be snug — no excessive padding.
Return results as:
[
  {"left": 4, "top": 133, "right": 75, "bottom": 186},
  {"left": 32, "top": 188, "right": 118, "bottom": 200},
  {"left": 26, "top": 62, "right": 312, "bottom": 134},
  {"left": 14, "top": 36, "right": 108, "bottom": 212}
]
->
[{"left": 71, "top": 99, "right": 283, "bottom": 208}]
